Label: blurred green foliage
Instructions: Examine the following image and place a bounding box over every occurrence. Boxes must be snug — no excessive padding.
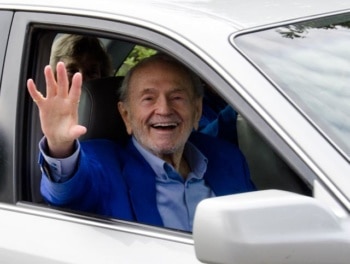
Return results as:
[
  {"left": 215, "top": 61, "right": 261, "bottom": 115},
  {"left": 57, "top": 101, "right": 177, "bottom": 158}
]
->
[{"left": 116, "top": 45, "right": 157, "bottom": 76}]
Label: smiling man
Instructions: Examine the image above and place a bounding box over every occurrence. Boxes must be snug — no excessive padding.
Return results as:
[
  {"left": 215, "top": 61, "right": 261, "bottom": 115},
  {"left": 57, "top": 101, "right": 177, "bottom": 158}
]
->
[
  {"left": 118, "top": 55, "right": 203, "bottom": 177},
  {"left": 27, "top": 53, "right": 255, "bottom": 232}
]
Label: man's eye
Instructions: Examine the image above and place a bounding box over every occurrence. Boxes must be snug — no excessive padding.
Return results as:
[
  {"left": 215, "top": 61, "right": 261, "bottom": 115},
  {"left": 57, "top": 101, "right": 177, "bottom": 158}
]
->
[
  {"left": 142, "top": 96, "right": 154, "bottom": 101},
  {"left": 172, "top": 95, "right": 184, "bottom": 101}
]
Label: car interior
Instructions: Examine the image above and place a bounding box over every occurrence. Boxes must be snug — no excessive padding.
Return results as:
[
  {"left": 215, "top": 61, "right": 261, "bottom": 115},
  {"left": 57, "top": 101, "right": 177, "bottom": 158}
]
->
[{"left": 25, "top": 29, "right": 312, "bottom": 222}]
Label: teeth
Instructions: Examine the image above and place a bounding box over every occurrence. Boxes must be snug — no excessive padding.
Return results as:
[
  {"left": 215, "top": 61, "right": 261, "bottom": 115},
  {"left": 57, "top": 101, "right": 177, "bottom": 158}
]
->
[{"left": 153, "top": 122, "right": 177, "bottom": 128}]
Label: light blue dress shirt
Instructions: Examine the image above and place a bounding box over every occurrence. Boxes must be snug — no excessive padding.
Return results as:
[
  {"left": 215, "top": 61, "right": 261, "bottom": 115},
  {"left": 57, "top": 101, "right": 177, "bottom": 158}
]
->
[{"left": 132, "top": 138, "right": 215, "bottom": 231}]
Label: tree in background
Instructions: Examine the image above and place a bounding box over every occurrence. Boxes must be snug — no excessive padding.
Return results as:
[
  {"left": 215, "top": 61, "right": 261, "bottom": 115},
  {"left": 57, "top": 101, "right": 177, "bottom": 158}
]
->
[{"left": 116, "top": 45, "right": 157, "bottom": 76}]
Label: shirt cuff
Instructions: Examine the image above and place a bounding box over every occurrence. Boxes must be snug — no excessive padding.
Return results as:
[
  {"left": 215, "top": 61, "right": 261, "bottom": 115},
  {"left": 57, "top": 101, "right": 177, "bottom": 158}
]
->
[{"left": 39, "top": 137, "right": 80, "bottom": 182}]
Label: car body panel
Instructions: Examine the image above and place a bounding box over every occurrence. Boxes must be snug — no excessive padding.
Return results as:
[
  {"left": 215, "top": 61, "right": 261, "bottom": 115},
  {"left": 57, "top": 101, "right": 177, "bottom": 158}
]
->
[
  {"left": 0, "top": 0, "right": 349, "bottom": 263},
  {"left": 0, "top": 202, "right": 199, "bottom": 263},
  {"left": 1, "top": 0, "right": 350, "bottom": 29},
  {"left": 0, "top": 11, "right": 12, "bottom": 85}
]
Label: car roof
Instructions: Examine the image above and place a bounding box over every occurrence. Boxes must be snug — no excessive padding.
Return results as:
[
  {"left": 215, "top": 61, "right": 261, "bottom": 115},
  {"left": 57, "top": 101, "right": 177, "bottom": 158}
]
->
[{"left": 1, "top": 0, "right": 350, "bottom": 31}]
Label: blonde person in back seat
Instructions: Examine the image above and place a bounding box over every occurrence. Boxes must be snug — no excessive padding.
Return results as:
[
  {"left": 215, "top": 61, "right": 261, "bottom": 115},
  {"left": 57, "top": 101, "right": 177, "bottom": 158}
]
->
[
  {"left": 50, "top": 34, "right": 113, "bottom": 84},
  {"left": 27, "top": 53, "right": 256, "bottom": 232}
]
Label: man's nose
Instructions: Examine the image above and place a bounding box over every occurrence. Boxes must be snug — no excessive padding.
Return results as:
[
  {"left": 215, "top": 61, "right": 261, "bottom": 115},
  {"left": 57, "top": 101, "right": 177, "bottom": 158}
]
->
[{"left": 155, "top": 96, "right": 172, "bottom": 114}]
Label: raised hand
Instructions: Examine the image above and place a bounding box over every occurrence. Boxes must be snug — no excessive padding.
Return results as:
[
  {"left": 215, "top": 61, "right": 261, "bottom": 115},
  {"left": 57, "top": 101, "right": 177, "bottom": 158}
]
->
[{"left": 27, "top": 62, "right": 87, "bottom": 158}]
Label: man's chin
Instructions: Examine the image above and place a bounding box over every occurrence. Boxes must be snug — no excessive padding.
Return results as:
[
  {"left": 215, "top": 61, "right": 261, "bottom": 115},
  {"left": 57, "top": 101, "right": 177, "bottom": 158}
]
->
[
  {"left": 152, "top": 145, "right": 177, "bottom": 155},
  {"left": 148, "top": 141, "right": 179, "bottom": 156}
]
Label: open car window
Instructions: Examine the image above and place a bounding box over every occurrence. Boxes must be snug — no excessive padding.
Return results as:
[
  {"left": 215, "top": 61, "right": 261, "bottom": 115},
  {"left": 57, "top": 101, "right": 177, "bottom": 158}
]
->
[{"left": 24, "top": 28, "right": 311, "bottom": 232}]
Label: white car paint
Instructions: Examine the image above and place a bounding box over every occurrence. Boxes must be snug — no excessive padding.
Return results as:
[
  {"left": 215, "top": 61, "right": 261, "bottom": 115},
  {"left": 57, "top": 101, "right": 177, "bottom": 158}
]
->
[{"left": 0, "top": 1, "right": 349, "bottom": 263}]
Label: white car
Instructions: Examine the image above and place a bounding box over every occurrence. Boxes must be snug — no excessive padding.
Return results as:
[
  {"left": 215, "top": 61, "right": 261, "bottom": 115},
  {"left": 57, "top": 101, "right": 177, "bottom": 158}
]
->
[{"left": 0, "top": 0, "right": 349, "bottom": 263}]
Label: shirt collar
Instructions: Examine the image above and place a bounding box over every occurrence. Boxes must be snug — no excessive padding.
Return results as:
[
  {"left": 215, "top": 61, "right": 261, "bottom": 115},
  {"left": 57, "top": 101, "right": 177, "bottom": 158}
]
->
[{"left": 132, "top": 136, "right": 208, "bottom": 181}]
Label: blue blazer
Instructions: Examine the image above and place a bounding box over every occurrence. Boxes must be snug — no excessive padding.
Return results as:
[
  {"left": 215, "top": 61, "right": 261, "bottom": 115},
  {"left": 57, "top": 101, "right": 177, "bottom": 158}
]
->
[{"left": 41, "top": 132, "right": 256, "bottom": 227}]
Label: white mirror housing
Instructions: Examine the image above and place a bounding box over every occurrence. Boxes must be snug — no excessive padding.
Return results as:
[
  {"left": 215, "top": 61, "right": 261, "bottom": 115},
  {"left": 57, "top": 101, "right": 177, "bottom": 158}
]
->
[{"left": 193, "top": 190, "right": 350, "bottom": 264}]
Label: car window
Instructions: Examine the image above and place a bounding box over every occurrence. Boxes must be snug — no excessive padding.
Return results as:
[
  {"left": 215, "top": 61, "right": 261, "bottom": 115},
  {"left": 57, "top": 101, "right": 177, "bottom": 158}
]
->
[{"left": 234, "top": 13, "right": 350, "bottom": 160}]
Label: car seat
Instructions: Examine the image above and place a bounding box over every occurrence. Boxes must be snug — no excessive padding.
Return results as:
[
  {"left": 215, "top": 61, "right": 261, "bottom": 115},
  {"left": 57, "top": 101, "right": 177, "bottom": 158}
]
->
[
  {"left": 236, "top": 114, "right": 311, "bottom": 195},
  {"left": 78, "top": 76, "right": 128, "bottom": 142}
]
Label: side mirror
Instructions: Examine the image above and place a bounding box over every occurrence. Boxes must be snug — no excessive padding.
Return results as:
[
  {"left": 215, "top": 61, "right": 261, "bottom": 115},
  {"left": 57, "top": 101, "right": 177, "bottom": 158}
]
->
[{"left": 193, "top": 190, "right": 350, "bottom": 264}]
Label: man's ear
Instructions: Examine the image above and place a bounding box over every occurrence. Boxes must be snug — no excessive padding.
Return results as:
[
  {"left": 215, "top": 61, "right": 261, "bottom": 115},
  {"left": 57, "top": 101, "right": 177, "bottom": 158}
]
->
[
  {"left": 118, "top": 102, "right": 133, "bottom": 135},
  {"left": 193, "top": 98, "right": 203, "bottom": 131}
]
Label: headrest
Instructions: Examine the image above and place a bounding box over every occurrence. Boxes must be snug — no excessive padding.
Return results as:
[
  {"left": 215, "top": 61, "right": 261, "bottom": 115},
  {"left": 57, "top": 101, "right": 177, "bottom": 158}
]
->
[{"left": 78, "top": 76, "right": 128, "bottom": 142}]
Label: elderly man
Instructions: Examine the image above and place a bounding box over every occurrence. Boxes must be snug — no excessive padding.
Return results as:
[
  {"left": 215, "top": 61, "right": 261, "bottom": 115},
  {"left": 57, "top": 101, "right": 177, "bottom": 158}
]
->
[{"left": 27, "top": 54, "right": 255, "bottom": 232}]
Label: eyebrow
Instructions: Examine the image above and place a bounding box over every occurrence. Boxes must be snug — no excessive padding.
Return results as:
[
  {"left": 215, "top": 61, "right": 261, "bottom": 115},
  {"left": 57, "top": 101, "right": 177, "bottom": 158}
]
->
[{"left": 139, "top": 86, "right": 187, "bottom": 95}]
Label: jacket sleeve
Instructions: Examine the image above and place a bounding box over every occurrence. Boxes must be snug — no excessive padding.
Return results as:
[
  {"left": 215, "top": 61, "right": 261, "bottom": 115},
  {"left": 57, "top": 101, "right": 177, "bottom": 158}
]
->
[{"left": 39, "top": 139, "right": 129, "bottom": 216}]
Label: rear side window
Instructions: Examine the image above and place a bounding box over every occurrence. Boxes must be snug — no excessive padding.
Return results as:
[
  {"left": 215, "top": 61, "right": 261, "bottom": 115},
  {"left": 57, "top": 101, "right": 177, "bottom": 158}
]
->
[{"left": 235, "top": 13, "right": 350, "bottom": 160}]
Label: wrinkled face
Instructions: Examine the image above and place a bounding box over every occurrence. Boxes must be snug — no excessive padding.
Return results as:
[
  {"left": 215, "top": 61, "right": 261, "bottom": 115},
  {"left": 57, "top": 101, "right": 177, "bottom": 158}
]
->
[
  {"left": 118, "top": 60, "right": 202, "bottom": 157},
  {"left": 62, "top": 54, "right": 101, "bottom": 84}
]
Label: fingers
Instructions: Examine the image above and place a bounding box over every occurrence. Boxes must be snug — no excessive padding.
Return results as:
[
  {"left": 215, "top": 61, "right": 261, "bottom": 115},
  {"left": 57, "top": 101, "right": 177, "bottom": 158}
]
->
[
  {"left": 29, "top": 62, "right": 82, "bottom": 105},
  {"left": 69, "top": 70, "right": 82, "bottom": 104},
  {"left": 44, "top": 64, "right": 57, "bottom": 98},
  {"left": 27, "top": 62, "right": 85, "bottom": 156},
  {"left": 45, "top": 62, "right": 71, "bottom": 98},
  {"left": 27, "top": 79, "right": 45, "bottom": 105},
  {"left": 69, "top": 125, "right": 87, "bottom": 139},
  {"left": 56, "top": 62, "right": 69, "bottom": 98}
]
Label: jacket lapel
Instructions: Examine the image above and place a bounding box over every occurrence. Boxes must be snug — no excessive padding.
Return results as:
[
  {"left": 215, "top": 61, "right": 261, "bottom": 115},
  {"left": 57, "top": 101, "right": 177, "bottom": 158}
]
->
[{"left": 122, "top": 140, "right": 163, "bottom": 227}]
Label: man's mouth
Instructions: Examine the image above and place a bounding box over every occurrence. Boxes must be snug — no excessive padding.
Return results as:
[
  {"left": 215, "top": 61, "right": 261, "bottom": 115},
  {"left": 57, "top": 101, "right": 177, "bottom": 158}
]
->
[{"left": 151, "top": 122, "right": 178, "bottom": 130}]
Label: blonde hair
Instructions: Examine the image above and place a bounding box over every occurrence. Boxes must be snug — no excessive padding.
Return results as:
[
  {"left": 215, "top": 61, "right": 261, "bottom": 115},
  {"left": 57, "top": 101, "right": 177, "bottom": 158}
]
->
[{"left": 50, "top": 34, "right": 113, "bottom": 77}]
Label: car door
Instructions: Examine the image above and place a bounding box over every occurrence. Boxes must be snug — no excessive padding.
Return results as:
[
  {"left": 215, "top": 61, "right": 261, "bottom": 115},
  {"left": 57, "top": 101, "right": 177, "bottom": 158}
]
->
[{"left": 0, "top": 10, "right": 201, "bottom": 263}]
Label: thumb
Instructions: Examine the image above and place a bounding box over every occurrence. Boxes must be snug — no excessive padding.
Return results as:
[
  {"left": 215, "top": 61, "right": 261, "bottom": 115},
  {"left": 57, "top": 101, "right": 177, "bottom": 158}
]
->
[{"left": 69, "top": 125, "right": 87, "bottom": 139}]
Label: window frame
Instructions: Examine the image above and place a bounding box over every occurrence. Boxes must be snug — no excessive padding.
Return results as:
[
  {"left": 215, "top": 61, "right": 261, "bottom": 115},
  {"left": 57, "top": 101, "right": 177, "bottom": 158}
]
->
[{"left": 3, "top": 10, "right": 325, "bottom": 227}]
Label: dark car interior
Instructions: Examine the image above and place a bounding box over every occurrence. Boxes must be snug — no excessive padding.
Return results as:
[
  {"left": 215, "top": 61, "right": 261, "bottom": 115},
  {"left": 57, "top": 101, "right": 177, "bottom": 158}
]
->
[{"left": 25, "top": 30, "right": 311, "bottom": 216}]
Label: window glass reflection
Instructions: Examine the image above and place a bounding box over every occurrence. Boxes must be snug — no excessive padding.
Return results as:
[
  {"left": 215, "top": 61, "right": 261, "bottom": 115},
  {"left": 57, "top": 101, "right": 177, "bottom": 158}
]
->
[{"left": 235, "top": 14, "right": 350, "bottom": 158}]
